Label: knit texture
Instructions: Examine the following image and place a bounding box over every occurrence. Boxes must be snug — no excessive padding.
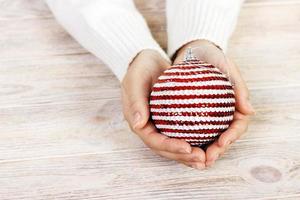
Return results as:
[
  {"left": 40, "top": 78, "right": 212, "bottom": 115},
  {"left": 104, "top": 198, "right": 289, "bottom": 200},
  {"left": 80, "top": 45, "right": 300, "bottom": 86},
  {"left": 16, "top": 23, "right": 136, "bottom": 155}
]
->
[
  {"left": 46, "top": 0, "right": 168, "bottom": 81},
  {"left": 167, "top": 0, "right": 244, "bottom": 57},
  {"left": 150, "top": 59, "right": 235, "bottom": 147}
]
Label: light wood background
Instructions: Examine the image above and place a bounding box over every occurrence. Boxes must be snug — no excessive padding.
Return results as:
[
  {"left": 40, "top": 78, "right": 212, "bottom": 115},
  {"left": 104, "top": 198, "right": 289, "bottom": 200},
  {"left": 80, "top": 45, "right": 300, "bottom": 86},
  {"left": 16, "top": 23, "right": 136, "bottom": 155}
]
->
[{"left": 0, "top": 0, "right": 300, "bottom": 199}]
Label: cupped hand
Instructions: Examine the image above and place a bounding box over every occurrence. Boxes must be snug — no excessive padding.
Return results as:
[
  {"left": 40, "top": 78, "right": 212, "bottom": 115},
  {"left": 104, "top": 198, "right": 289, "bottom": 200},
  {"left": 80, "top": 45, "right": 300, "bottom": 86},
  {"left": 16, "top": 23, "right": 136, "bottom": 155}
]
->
[
  {"left": 174, "top": 40, "right": 255, "bottom": 167},
  {"left": 122, "top": 49, "right": 206, "bottom": 169}
]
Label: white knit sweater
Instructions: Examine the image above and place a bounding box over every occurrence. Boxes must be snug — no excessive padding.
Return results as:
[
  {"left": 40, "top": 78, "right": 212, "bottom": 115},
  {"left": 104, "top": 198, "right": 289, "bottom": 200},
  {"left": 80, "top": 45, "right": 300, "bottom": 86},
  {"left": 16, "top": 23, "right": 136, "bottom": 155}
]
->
[{"left": 46, "top": 0, "right": 244, "bottom": 81}]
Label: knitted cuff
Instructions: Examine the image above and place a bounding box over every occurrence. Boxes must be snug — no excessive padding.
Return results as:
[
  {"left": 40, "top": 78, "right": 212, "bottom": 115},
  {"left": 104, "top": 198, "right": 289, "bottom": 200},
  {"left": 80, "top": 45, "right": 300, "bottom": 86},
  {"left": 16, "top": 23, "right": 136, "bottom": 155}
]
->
[{"left": 167, "top": 0, "right": 243, "bottom": 58}]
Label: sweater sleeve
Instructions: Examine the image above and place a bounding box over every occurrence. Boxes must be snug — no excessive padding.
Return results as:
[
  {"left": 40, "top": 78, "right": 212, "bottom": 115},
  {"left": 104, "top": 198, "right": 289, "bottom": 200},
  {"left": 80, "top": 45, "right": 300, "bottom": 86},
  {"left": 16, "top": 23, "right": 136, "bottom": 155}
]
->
[
  {"left": 166, "top": 0, "right": 244, "bottom": 57},
  {"left": 45, "top": 0, "right": 168, "bottom": 81}
]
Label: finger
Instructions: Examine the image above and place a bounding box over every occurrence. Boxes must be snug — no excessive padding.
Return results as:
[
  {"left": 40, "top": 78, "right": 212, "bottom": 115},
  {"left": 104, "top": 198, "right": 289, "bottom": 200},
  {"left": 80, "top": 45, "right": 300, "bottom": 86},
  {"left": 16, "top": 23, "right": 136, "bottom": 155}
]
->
[
  {"left": 155, "top": 147, "right": 206, "bottom": 163},
  {"left": 206, "top": 112, "right": 249, "bottom": 166},
  {"left": 206, "top": 140, "right": 232, "bottom": 167},
  {"left": 226, "top": 59, "right": 255, "bottom": 115},
  {"left": 234, "top": 78, "right": 254, "bottom": 115},
  {"left": 205, "top": 140, "right": 225, "bottom": 167},
  {"left": 218, "top": 112, "right": 249, "bottom": 147},
  {"left": 191, "top": 147, "right": 206, "bottom": 162},
  {"left": 122, "top": 73, "right": 151, "bottom": 130},
  {"left": 137, "top": 122, "right": 192, "bottom": 154},
  {"left": 219, "top": 144, "right": 232, "bottom": 157}
]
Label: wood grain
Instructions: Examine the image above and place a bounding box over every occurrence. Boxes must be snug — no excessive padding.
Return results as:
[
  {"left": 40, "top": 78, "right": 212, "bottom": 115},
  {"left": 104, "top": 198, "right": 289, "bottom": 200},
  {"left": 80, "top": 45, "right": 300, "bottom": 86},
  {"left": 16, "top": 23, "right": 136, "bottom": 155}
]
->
[{"left": 0, "top": 0, "right": 300, "bottom": 199}]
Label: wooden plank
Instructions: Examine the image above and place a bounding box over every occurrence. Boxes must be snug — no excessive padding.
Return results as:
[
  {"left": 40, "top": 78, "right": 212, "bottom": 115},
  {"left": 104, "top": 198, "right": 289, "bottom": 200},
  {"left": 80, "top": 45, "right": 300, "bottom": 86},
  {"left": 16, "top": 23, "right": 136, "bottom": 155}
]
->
[
  {"left": 0, "top": 18, "right": 86, "bottom": 60},
  {"left": 245, "top": 0, "right": 300, "bottom": 6},
  {"left": 0, "top": 140, "right": 299, "bottom": 200},
  {"left": 0, "top": 54, "right": 119, "bottom": 108},
  {"left": 0, "top": 0, "right": 50, "bottom": 20}
]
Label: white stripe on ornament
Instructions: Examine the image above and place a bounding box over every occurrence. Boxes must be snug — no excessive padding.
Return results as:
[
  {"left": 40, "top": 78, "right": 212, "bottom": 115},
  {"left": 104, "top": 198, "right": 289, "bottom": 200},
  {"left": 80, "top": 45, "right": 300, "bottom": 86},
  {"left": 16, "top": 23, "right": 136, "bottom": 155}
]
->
[
  {"left": 173, "top": 63, "right": 212, "bottom": 67},
  {"left": 150, "top": 98, "right": 235, "bottom": 105},
  {"left": 159, "top": 73, "right": 226, "bottom": 80},
  {"left": 185, "top": 139, "right": 213, "bottom": 142},
  {"left": 151, "top": 89, "right": 234, "bottom": 96},
  {"left": 152, "top": 115, "right": 233, "bottom": 122},
  {"left": 189, "top": 142, "right": 207, "bottom": 146},
  {"left": 166, "top": 67, "right": 220, "bottom": 73},
  {"left": 155, "top": 124, "right": 230, "bottom": 130},
  {"left": 162, "top": 132, "right": 219, "bottom": 138},
  {"left": 154, "top": 80, "right": 232, "bottom": 87},
  {"left": 150, "top": 107, "right": 235, "bottom": 113}
]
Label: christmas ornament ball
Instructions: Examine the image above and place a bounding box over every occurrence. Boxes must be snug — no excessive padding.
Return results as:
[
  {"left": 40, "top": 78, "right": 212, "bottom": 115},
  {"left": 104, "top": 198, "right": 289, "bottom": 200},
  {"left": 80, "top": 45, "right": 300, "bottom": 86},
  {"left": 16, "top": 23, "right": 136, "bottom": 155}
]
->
[{"left": 149, "top": 57, "right": 235, "bottom": 147}]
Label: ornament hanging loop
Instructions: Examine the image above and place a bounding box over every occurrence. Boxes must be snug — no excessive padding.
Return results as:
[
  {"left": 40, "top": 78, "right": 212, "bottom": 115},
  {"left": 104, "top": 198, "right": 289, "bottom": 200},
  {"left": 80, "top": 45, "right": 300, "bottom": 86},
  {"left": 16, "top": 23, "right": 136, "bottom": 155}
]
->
[{"left": 183, "top": 47, "right": 197, "bottom": 62}]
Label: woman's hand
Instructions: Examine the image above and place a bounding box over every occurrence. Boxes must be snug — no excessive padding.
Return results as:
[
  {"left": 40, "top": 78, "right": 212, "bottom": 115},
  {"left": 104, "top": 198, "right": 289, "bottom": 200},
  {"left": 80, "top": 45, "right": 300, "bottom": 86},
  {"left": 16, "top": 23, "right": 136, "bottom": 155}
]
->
[
  {"left": 122, "top": 50, "right": 206, "bottom": 169},
  {"left": 174, "top": 40, "right": 255, "bottom": 167}
]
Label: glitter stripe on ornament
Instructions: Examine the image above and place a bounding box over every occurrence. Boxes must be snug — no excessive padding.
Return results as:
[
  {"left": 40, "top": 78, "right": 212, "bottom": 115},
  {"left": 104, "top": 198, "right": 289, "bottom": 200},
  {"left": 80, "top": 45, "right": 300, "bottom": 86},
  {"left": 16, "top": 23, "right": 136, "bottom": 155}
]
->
[
  {"left": 165, "top": 70, "right": 222, "bottom": 76},
  {"left": 164, "top": 67, "right": 221, "bottom": 73},
  {"left": 164, "top": 134, "right": 218, "bottom": 140},
  {"left": 159, "top": 71, "right": 225, "bottom": 79},
  {"left": 154, "top": 119, "right": 232, "bottom": 126},
  {"left": 162, "top": 132, "right": 219, "bottom": 138},
  {"left": 150, "top": 93, "right": 235, "bottom": 100},
  {"left": 150, "top": 107, "right": 235, "bottom": 113},
  {"left": 167, "top": 68, "right": 221, "bottom": 73},
  {"left": 151, "top": 111, "right": 234, "bottom": 117},
  {"left": 152, "top": 87, "right": 234, "bottom": 94},
  {"left": 150, "top": 102, "right": 235, "bottom": 109},
  {"left": 154, "top": 80, "right": 232, "bottom": 87},
  {"left": 155, "top": 124, "right": 230, "bottom": 130},
  {"left": 154, "top": 76, "right": 228, "bottom": 83},
  {"left": 152, "top": 86, "right": 232, "bottom": 92},
  {"left": 150, "top": 98, "right": 235, "bottom": 105},
  {"left": 175, "top": 62, "right": 213, "bottom": 67},
  {"left": 160, "top": 70, "right": 225, "bottom": 76},
  {"left": 174, "top": 63, "right": 211, "bottom": 67},
  {"left": 152, "top": 115, "right": 233, "bottom": 122},
  {"left": 172, "top": 62, "right": 210, "bottom": 66},
  {"left": 185, "top": 138, "right": 213, "bottom": 142},
  {"left": 159, "top": 128, "right": 227, "bottom": 134},
  {"left": 185, "top": 142, "right": 213, "bottom": 146},
  {"left": 189, "top": 142, "right": 207, "bottom": 146},
  {"left": 158, "top": 78, "right": 231, "bottom": 85}
]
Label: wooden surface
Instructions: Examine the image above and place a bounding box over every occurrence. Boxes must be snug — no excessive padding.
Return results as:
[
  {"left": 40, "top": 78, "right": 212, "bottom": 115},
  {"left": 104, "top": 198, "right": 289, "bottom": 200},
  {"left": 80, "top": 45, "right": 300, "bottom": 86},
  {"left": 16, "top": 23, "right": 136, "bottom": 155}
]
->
[{"left": 0, "top": 0, "right": 300, "bottom": 199}]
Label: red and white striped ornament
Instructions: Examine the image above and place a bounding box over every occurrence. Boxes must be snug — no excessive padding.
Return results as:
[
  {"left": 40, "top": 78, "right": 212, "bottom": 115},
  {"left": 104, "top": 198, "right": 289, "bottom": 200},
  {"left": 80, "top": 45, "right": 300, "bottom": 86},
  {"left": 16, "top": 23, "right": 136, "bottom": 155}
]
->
[{"left": 150, "top": 49, "right": 235, "bottom": 147}]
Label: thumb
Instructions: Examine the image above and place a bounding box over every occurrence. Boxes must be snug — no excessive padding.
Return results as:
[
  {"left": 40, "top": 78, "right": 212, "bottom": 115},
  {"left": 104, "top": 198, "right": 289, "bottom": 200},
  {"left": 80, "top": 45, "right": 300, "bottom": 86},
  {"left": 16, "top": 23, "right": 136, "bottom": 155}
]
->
[
  {"left": 129, "top": 96, "right": 150, "bottom": 130},
  {"left": 122, "top": 72, "right": 151, "bottom": 130},
  {"left": 234, "top": 79, "right": 255, "bottom": 115},
  {"left": 226, "top": 59, "right": 255, "bottom": 115}
]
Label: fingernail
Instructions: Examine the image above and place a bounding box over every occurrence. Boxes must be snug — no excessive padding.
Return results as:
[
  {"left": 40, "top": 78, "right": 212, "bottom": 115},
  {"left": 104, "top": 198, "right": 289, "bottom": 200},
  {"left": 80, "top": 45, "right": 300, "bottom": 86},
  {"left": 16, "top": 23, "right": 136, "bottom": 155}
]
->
[{"left": 133, "top": 112, "right": 141, "bottom": 128}]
